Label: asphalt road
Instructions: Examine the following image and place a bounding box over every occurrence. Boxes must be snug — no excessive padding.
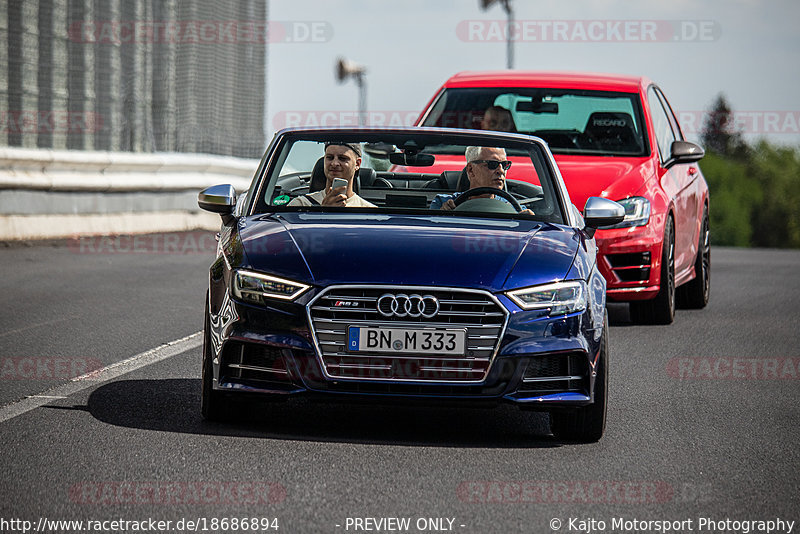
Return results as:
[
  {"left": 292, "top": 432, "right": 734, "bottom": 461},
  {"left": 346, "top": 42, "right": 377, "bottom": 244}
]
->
[{"left": 0, "top": 234, "right": 798, "bottom": 534}]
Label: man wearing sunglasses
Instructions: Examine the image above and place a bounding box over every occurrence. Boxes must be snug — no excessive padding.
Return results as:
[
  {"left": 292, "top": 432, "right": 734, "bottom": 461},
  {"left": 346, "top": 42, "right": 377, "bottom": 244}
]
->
[{"left": 431, "top": 146, "right": 515, "bottom": 211}]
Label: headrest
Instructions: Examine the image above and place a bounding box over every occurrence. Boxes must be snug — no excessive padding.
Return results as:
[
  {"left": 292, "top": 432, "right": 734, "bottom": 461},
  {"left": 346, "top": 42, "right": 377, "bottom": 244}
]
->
[
  {"left": 309, "top": 157, "right": 327, "bottom": 193},
  {"left": 584, "top": 112, "right": 641, "bottom": 151},
  {"left": 456, "top": 167, "right": 470, "bottom": 192},
  {"left": 584, "top": 112, "right": 636, "bottom": 135}
]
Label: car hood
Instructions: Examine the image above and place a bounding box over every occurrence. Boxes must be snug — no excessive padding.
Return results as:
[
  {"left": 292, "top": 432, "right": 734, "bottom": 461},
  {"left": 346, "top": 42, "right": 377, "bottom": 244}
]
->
[
  {"left": 553, "top": 155, "right": 654, "bottom": 209},
  {"left": 237, "top": 213, "right": 579, "bottom": 291}
]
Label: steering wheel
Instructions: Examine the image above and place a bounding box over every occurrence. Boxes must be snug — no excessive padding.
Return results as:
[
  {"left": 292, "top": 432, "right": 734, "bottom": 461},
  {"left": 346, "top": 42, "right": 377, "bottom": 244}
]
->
[{"left": 453, "top": 187, "right": 524, "bottom": 212}]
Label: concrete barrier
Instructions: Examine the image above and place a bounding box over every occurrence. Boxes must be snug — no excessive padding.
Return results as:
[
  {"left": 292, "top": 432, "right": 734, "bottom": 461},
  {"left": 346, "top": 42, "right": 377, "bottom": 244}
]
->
[{"left": 0, "top": 147, "right": 259, "bottom": 240}]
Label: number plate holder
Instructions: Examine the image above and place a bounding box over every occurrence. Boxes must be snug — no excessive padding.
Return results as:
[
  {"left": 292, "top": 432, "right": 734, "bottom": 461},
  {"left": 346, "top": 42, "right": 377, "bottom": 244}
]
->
[{"left": 347, "top": 327, "right": 467, "bottom": 356}]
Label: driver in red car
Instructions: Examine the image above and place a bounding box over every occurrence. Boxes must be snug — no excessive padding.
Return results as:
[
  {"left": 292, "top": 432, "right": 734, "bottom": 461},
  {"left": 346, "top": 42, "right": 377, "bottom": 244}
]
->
[
  {"left": 481, "top": 105, "right": 516, "bottom": 133},
  {"left": 431, "top": 146, "right": 526, "bottom": 212}
]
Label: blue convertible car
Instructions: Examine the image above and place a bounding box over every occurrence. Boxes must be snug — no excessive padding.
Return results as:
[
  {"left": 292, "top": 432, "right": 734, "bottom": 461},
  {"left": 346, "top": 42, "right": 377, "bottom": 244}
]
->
[{"left": 198, "top": 127, "right": 623, "bottom": 442}]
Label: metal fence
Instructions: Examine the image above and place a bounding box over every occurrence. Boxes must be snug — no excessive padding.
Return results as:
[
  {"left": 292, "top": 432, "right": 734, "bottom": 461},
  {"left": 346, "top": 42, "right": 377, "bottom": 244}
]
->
[{"left": 1, "top": 0, "right": 267, "bottom": 158}]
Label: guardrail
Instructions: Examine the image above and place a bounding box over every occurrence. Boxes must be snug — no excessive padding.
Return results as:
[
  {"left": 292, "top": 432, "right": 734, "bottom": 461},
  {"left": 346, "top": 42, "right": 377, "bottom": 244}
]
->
[{"left": 0, "top": 147, "right": 259, "bottom": 240}]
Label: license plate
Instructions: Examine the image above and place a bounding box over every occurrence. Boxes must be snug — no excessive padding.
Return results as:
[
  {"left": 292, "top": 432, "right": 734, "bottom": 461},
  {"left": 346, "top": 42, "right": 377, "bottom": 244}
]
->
[{"left": 347, "top": 327, "right": 466, "bottom": 355}]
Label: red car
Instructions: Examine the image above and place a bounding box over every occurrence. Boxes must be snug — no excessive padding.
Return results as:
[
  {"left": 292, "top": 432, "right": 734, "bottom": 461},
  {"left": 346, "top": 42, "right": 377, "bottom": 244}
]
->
[{"left": 416, "top": 71, "right": 710, "bottom": 324}]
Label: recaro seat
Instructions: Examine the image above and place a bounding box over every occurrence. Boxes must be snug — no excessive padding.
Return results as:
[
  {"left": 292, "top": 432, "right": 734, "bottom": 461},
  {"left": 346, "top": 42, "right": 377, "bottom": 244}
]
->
[{"left": 583, "top": 112, "right": 642, "bottom": 153}]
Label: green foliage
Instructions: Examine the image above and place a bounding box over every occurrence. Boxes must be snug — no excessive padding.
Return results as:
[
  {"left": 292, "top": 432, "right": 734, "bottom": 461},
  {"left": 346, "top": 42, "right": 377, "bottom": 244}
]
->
[
  {"left": 748, "top": 141, "right": 800, "bottom": 248},
  {"left": 701, "top": 144, "right": 800, "bottom": 248},
  {"left": 700, "top": 152, "right": 761, "bottom": 247},
  {"left": 697, "top": 93, "right": 800, "bottom": 248}
]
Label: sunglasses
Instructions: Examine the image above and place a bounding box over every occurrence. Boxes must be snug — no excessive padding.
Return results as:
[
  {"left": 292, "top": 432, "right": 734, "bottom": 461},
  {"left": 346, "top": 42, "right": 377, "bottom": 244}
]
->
[{"left": 472, "top": 159, "right": 512, "bottom": 171}]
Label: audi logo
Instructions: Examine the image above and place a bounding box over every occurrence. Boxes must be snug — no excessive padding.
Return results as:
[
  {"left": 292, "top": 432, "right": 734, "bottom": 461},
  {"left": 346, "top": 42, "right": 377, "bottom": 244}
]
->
[{"left": 377, "top": 293, "right": 439, "bottom": 318}]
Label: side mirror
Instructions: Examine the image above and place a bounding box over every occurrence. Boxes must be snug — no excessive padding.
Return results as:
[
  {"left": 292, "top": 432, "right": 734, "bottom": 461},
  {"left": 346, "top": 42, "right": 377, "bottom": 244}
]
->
[
  {"left": 198, "top": 184, "right": 237, "bottom": 225},
  {"left": 667, "top": 140, "right": 704, "bottom": 167},
  {"left": 583, "top": 197, "right": 624, "bottom": 238}
]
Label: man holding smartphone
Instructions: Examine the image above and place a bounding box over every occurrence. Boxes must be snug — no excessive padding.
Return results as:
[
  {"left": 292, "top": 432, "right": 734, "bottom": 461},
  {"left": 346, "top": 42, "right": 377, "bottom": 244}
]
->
[{"left": 289, "top": 142, "right": 376, "bottom": 207}]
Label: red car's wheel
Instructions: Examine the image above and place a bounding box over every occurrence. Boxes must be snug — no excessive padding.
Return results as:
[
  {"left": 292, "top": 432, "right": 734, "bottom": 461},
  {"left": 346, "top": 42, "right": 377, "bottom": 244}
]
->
[
  {"left": 678, "top": 208, "right": 710, "bottom": 309},
  {"left": 630, "top": 217, "right": 675, "bottom": 325}
]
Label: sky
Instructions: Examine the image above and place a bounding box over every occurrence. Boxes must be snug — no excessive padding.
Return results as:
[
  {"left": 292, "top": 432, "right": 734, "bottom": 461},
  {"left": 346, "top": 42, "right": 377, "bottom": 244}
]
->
[{"left": 265, "top": 0, "right": 800, "bottom": 146}]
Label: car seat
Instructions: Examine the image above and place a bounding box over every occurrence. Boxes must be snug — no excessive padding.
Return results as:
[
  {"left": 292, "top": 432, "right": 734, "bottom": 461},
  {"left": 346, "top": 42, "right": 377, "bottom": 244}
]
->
[{"left": 583, "top": 112, "right": 642, "bottom": 153}]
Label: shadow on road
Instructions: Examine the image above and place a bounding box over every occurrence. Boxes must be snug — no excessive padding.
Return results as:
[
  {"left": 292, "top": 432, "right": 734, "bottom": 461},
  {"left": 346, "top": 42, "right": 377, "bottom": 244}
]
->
[
  {"left": 607, "top": 302, "right": 633, "bottom": 327},
  {"left": 81, "top": 378, "right": 563, "bottom": 448}
]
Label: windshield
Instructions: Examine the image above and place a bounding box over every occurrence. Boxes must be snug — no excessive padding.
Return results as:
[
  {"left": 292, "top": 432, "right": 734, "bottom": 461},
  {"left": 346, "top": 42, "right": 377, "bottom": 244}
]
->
[
  {"left": 250, "top": 131, "right": 566, "bottom": 225},
  {"left": 421, "top": 88, "right": 648, "bottom": 156}
]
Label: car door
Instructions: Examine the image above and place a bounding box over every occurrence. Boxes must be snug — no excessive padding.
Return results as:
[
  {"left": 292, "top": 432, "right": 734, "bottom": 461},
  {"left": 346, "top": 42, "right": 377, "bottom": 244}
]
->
[
  {"left": 646, "top": 86, "right": 693, "bottom": 276},
  {"left": 656, "top": 86, "right": 701, "bottom": 272}
]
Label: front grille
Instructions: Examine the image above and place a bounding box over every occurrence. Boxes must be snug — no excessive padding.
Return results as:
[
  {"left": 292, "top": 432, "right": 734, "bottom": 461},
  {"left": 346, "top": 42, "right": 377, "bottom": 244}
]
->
[
  {"left": 308, "top": 286, "right": 508, "bottom": 382},
  {"left": 518, "top": 352, "right": 589, "bottom": 394}
]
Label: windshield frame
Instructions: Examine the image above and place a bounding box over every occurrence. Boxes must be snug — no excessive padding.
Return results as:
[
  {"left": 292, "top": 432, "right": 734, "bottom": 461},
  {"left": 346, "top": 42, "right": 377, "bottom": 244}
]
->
[{"left": 245, "top": 127, "right": 573, "bottom": 226}]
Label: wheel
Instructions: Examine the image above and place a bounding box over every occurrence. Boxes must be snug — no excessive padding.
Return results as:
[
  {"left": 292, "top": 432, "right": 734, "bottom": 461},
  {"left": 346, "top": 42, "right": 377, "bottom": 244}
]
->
[
  {"left": 630, "top": 216, "right": 675, "bottom": 325},
  {"left": 201, "top": 294, "right": 228, "bottom": 421},
  {"left": 677, "top": 208, "right": 710, "bottom": 309},
  {"left": 550, "top": 312, "right": 608, "bottom": 443}
]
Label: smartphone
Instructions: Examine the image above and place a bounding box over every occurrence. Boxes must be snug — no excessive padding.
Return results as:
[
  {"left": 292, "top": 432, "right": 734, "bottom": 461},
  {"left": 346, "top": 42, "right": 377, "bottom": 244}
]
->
[{"left": 331, "top": 178, "right": 348, "bottom": 190}]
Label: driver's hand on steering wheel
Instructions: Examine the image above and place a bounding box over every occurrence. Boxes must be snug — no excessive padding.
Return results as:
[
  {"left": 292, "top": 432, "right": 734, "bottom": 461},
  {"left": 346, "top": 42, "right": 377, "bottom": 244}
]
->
[{"left": 441, "top": 199, "right": 456, "bottom": 211}]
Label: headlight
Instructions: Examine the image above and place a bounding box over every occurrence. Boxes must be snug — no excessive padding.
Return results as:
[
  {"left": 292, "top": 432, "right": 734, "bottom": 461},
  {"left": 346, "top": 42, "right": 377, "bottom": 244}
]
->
[
  {"left": 506, "top": 281, "right": 587, "bottom": 315},
  {"left": 604, "top": 196, "right": 651, "bottom": 228},
  {"left": 232, "top": 270, "right": 310, "bottom": 304}
]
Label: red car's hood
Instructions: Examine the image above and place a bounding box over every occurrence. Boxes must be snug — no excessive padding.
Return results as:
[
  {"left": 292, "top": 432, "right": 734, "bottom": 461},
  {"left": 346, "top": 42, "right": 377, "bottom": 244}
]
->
[{"left": 553, "top": 155, "right": 655, "bottom": 210}]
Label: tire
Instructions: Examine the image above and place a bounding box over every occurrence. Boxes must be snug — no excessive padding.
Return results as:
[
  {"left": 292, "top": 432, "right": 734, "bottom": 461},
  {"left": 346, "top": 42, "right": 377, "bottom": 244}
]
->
[
  {"left": 677, "top": 208, "right": 710, "bottom": 309},
  {"left": 630, "top": 216, "right": 675, "bottom": 325},
  {"left": 550, "top": 313, "right": 608, "bottom": 443},
  {"left": 201, "top": 295, "right": 228, "bottom": 421}
]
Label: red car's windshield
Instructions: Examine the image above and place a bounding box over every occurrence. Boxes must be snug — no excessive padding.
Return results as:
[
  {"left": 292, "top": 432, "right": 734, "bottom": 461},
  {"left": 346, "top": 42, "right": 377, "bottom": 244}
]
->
[{"left": 420, "top": 88, "right": 648, "bottom": 157}]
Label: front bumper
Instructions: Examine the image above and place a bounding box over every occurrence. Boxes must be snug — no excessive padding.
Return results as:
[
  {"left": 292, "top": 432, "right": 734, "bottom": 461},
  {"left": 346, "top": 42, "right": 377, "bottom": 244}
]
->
[
  {"left": 595, "top": 224, "right": 663, "bottom": 302},
  {"left": 208, "top": 288, "right": 603, "bottom": 410}
]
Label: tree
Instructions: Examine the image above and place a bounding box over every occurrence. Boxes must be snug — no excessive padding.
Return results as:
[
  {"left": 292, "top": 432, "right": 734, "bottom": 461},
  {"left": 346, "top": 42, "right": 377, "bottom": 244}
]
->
[
  {"left": 748, "top": 141, "right": 800, "bottom": 248},
  {"left": 701, "top": 94, "right": 747, "bottom": 158}
]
